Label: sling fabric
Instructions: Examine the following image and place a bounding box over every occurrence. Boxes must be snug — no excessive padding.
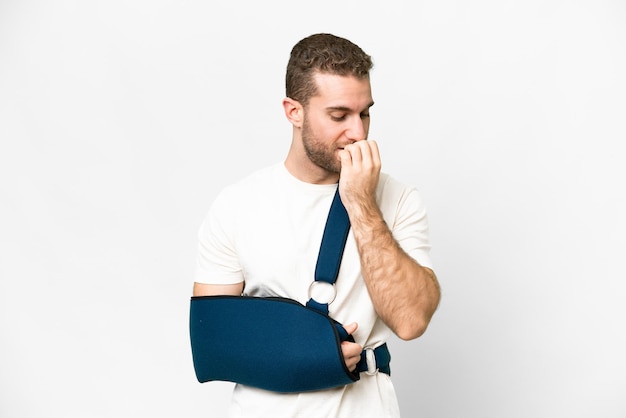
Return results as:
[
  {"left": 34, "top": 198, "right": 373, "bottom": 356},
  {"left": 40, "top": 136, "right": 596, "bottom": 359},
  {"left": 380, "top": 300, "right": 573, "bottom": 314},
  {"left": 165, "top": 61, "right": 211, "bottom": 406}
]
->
[{"left": 190, "top": 296, "right": 359, "bottom": 392}]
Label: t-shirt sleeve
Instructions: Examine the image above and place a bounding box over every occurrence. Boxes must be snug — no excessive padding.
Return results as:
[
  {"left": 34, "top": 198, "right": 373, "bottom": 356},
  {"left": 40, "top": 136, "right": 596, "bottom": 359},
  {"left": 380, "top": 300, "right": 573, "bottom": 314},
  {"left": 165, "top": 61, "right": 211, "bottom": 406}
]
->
[
  {"left": 388, "top": 186, "right": 434, "bottom": 271},
  {"left": 194, "top": 189, "right": 245, "bottom": 285}
]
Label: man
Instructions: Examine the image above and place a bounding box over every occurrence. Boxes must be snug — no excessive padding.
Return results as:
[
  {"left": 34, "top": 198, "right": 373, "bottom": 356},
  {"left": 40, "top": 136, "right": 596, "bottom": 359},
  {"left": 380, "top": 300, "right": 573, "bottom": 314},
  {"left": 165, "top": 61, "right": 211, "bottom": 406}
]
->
[{"left": 193, "top": 33, "right": 440, "bottom": 417}]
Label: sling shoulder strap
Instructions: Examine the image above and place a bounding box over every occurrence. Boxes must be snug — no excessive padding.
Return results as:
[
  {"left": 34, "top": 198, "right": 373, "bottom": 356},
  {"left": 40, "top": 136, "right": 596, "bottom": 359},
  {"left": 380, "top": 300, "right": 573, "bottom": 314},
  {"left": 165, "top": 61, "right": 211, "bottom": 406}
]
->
[{"left": 306, "top": 187, "right": 351, "bottom": 315}]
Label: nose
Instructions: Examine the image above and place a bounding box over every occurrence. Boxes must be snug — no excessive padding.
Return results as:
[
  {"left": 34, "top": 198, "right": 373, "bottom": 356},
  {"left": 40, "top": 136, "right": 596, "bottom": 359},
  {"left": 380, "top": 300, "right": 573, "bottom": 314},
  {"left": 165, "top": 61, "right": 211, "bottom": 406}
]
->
[{"left": 346, "top": 116, "right": 367, "bottom": 142}]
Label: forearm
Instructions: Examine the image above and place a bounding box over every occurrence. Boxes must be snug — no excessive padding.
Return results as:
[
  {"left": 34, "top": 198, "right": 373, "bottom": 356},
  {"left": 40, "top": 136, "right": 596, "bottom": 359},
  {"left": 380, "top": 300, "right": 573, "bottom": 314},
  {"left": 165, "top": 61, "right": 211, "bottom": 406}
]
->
[{"left": 349, "top": 202, "right": 440, "bottom": 341}]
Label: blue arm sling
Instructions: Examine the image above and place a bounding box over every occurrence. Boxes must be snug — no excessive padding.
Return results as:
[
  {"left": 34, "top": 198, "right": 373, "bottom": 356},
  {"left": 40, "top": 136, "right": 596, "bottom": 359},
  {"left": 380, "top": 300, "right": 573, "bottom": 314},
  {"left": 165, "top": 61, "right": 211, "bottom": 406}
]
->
[{"left": 189, "top": 188, "right": 376, "bottom": 393}]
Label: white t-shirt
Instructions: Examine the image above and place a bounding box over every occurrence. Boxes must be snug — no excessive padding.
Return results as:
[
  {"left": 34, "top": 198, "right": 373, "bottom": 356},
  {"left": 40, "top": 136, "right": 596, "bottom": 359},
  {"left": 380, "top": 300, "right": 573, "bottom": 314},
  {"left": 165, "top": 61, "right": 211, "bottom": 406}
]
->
[{"left": 195, "top": 162, "right": 433, "bottom": 418}]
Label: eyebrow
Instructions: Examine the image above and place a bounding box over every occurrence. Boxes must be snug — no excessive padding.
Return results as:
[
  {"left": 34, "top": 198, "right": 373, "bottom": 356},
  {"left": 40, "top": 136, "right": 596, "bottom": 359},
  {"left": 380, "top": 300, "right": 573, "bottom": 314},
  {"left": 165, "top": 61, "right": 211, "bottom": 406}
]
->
[{"left": 326, "top": 101, "right": 375, "bottom": 113}]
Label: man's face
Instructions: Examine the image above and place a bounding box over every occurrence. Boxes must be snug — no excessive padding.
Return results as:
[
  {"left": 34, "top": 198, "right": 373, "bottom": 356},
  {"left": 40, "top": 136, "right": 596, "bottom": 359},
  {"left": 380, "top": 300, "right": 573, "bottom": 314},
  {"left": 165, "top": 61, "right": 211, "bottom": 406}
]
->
[{"left": 301, "top": 72, "right": 374, "bottom": 173}]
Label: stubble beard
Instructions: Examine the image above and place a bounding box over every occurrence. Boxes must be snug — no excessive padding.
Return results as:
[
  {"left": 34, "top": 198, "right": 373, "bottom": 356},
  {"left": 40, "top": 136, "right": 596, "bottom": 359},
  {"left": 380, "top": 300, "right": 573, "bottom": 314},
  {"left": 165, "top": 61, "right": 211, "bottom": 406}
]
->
[{"left": 301, "top": 115, "right": 341, "bottom": 174}]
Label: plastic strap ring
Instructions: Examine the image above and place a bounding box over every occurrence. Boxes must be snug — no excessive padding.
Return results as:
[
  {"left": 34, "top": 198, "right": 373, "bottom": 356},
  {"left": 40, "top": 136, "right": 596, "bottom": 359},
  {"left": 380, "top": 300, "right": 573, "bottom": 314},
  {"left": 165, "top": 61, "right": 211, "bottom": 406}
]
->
[{"left": 307, "top": 281, "right": 337, "bottom": 305}]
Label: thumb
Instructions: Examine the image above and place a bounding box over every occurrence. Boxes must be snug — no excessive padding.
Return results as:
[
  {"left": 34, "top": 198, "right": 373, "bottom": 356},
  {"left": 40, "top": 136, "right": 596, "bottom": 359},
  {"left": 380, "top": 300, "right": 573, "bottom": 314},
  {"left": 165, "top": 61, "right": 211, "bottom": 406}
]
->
[{"left": 343, "top": 322, "right": 358, "bottom": 335}]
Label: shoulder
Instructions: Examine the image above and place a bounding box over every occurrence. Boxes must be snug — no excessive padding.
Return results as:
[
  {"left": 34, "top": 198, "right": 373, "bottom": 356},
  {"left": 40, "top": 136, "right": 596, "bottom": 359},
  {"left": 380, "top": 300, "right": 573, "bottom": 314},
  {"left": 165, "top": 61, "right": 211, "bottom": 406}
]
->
[
  {"left": 376, "top": 172, "right": 428, "bottom": 222},
  {"left": 377, "top": 172, "right": 421, "bottom": 201},
  {"left": 216, "top": 163, "right": 283, "bottom": 202}
]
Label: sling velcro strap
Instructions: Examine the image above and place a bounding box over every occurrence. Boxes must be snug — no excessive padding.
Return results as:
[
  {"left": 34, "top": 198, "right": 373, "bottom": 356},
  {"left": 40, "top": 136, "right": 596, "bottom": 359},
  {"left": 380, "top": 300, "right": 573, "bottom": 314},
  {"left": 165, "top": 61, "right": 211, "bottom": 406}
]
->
[{"left": 357, "top": 343, "right": 391, "bottom": 376}]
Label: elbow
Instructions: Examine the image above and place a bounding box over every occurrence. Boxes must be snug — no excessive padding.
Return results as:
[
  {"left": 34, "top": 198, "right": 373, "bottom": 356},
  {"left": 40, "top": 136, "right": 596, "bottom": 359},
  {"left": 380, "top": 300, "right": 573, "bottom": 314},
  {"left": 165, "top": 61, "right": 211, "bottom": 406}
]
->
[
  {"left": 394, "top": 297, "right": 440, "bottom": 340},
  {"left": 394, "top": 315, "right": 430, "bottom": 341},
  {"left": 396, "top": 276, "right": 441, "bottom": 340}
]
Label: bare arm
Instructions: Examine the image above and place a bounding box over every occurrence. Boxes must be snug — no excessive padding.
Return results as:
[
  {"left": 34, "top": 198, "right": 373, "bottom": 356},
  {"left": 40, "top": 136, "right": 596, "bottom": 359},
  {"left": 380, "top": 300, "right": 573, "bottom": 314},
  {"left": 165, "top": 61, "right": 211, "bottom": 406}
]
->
[
  {"left": 339, "top": 141, "right": 441, "bottom": 341},
  {"left": 348, "top": 204, "right": 440, "bottom": 340},
  {"left": 193, "top": 282, "right": 244, "bottom": 297}
]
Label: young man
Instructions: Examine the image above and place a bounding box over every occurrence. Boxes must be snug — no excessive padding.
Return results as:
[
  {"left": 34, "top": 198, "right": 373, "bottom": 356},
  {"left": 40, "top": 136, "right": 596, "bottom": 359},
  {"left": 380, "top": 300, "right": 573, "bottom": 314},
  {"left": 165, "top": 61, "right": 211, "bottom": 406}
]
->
[{"left": 193, "top": 33, "right": 441, "bottom": 417}]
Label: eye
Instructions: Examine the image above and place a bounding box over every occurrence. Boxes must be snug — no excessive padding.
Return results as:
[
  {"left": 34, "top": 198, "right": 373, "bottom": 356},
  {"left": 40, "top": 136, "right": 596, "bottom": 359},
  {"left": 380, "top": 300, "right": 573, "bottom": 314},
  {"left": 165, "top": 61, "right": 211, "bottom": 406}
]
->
[
  {"left": 360, "top": 113, "right": 370, "bottom": 119},
  {"left": 330, "top": 114, "right": 347, "bottom": 122}
]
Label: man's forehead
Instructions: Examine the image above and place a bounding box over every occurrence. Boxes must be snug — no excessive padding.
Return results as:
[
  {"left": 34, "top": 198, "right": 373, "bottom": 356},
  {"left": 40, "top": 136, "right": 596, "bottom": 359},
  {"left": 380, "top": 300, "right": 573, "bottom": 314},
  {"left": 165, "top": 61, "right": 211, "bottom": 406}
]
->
[{"left": 311, "top": 72, "right": 373, "bottom": 109}]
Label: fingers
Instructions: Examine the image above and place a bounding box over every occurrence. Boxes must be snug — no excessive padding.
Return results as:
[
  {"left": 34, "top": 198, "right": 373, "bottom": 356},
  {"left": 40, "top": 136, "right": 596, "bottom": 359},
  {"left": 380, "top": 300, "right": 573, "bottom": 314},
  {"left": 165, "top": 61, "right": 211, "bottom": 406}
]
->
[
  {"left": 346, "top": 142, "right": 364, "bottom": 168},
  {"left": 341, "top": 341, "right": 363, "bottom": 372},
  {"left": 338, "top": 148, "right": 351, "bottom": 166},
  {"left": 341, "top": 322, "right": 361, "bottom": 371},
  {"left": 368, "top": 140, "right": 381, "bottom": 167},
  {"left": 339, "top": 141, "right": 381, "bottom": 207},
  {"left": 341, "top": 140, "right": 380, "bottom": 170}
]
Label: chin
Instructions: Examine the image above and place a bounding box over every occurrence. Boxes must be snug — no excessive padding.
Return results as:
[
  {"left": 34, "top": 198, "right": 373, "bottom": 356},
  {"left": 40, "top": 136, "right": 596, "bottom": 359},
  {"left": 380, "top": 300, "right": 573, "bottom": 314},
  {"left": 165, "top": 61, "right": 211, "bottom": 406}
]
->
[{"left": 318, "top": 162, "right": 340, "bottom": 175}]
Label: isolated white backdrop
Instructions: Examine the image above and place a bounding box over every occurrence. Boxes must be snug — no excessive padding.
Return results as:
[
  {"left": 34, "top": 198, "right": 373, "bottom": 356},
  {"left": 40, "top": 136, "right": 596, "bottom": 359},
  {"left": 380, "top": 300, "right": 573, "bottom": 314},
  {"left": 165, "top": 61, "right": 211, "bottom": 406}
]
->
[{"left": 1, "top": 1, "right": 625, "bottom": 417}]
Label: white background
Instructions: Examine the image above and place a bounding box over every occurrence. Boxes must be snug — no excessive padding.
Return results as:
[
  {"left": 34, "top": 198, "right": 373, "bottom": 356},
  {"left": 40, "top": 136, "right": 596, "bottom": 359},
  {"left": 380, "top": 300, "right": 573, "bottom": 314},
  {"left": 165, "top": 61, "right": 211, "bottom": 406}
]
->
[{"left": 1, "top": 1, "right": 625, "bottom": 417}]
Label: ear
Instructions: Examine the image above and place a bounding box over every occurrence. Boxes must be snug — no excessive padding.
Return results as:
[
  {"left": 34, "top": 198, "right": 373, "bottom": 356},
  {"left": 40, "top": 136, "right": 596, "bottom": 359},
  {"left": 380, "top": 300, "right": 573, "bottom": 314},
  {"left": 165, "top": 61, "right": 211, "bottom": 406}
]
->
[{"left": 282, "top": 97, "right": 304, "bottom": 128}]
